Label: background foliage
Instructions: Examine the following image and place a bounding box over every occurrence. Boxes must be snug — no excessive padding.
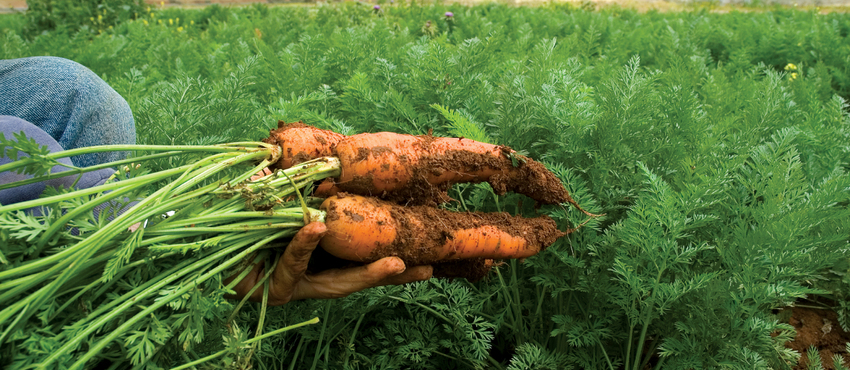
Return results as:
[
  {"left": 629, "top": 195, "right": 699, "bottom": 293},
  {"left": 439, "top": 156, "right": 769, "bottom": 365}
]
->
[{"left": 1, "top": 2, "right": 849, "bottom": 368}]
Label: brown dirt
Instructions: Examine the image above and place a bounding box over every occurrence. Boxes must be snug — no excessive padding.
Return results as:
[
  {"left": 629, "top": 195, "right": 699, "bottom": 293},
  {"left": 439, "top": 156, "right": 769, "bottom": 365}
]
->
[
  {"left": 786, "top": 307, "right": 850, "bottom": 369},
  {"left": 321, "top": 193, "right": 566, "bottom": 267}
]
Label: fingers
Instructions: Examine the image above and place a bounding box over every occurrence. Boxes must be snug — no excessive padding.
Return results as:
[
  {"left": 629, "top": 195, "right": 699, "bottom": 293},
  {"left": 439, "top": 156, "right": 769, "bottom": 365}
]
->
[
  {"left": 250, "top": 167, "right": 273, "bottom": 181},
  {"left": 290, "top": 257, "right": 433, "bottom": 301},
  {"left": 267, "top": 222, "right": 327, "bottom": 305}
]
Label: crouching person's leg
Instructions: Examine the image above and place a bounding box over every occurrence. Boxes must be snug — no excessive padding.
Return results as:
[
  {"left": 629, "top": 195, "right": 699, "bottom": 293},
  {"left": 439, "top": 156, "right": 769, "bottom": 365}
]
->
[
  {"left": 0, "top": 115, "right": 122, "bottom": 209},
  {"left": 0, "top": 56, "right": 136, "bottom": 168}
]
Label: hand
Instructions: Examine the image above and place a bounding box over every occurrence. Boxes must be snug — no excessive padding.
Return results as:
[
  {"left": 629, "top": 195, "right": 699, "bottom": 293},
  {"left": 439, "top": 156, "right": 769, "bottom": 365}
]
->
[
  {"left": 251, "top": 167, "right": 273, "bottom": 181},
  {"left": 226, "top": 222, "right": 433, "bottom": 306}
]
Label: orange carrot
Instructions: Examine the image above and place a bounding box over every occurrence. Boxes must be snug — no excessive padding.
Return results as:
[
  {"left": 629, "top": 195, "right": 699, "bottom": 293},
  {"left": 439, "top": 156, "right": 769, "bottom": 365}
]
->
[
  {"left": 262, "top": 121, "right": 346, "bottom": 170},
  {"left": 331, "top": 132, "right": 574, "bottom": 206},
  {"left": 319, "top": 193, "right": 567, "bottom": 266}
]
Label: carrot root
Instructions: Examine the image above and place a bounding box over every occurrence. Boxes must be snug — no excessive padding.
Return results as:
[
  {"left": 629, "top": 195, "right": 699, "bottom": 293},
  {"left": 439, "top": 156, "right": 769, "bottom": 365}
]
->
[
  {"left": 263, "top": 121, "right": 346, "bottom": 170},
  {"left": 332, "top": 133, "right": 572, "bottom": 205},
  {"left": 319, "top": 193, "right": 567, "bottom": 266}
]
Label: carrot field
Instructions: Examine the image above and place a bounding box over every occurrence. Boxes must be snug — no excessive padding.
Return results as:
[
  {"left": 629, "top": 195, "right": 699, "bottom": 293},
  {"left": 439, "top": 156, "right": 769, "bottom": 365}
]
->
[{"left": 1, "top": 1, "right": 850, "bottom": 369}]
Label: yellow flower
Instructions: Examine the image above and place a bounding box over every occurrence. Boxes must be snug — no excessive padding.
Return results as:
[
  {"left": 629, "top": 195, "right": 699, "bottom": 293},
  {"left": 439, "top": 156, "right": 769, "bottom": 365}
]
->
[
  {"left": 90, "top": 17, "right": 94, "bottom": 22},
  {"left": 97, "top": 14, "right": 103, "bottom": 21},
  {"left": 784, "top": 63, "right": 797, "bottom": 71},
  {"left": 158, "top": 19, "right": 163, "bottom": 24},
  {"left": 177, "top": 26, "right": 184, "bottom": 32},
  {"left": 108, "top": 25, "right": 113, "bottom": 29},
  {"left": 190, "top": 20, "right": 194, "bottom": 25},
  {"left": 176, "top": 17, "right": 179, "bottom": 23},
  {"left": 790, "top": 73, "right": 798, "bottom": 80},
  {"left": 146, "top": 6, "right": 150, "bottom": 11},
  {"left": 160, "top": 1, "right": 164, "bottom": 5},
  {"left": 150, "top": 12, "right": 154, "bottom": 18},
  {"left": 143, "top": 19, "right": 148, "bottom": 25},
  {"left": 168, "top": 18, "right": 173, "bottom": 25}
]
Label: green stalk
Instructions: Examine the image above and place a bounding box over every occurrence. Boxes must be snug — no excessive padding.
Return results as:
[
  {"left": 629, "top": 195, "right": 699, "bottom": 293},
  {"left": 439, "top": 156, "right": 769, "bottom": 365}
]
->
[
  {"left": 1, "top": 163, "right": 218, "bottom": 337},
  {"left": 0, "top": 150, "right": 183, "bottom": 191},
  {"left": 42, "top": 231, "right": 270, "bottom": 367},
  {"left": 49, "top": 252, "right": 179, "bottom": 322},
  {"left": 67, "top": 230, "right": 290, "bottom": 370},
  {"left": 35, "top": 180, "right": 150, "bottom": 249},
  {"left": 147, "top": 210, "right": 313, "bottom": 230},
  {"left": 168, "top": 317, "right": 319, "bottom": 370},
  {"left": 0, "top": 143, "right": 264, "bottom": 174},
  {"left": 0, "top": 150, "right": 272, "bottom": 283},
  {"left": 0, "top": 161, "right": 197, "bottom": 214}
]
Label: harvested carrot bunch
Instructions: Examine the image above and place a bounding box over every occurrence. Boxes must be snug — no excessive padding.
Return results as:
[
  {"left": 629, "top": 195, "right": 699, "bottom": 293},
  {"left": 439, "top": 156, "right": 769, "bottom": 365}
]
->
[{"left": 265, "top": 122, "right": 593, "bottom": 280}]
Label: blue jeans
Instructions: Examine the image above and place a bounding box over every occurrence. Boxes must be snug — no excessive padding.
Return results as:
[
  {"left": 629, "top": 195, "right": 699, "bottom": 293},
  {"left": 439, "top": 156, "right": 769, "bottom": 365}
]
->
[
  {"left": 0, "top": 56, "right": 136, "bottom": 167},
  {"left": 0, "top": 57, "right": 136, "bottom": 205}
]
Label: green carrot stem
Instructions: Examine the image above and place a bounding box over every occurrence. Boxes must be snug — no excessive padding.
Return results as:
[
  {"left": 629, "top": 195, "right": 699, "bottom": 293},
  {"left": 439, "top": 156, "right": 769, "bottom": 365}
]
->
[
  {"left": 0, "top": 143, "right": 266, "bottom": 177},
  {"left": 45, "top": 230, "right": 271, "bottom": 362},
  {"left": 147, "top": 209, "right": 313, "bottom": 230},
  {"left": 0, "top": 161, "right": 197, "bottom": 214},
  {"left": 67, "top": 230, "right": 291, "bottom": 370},
  {"left": 0, "top": 150, "right": 183, "bottom": 191},
  {"left": 42, "top": 257, "right": 207, "bottom": 364},
  {"left": 168, "top": 317, "right": 319, "bottom": 370},
  {"left": 169, "top": 151, "right": 268, "bottom": 196},
  {"left": 223, "top": 252, "right": 268, "bottom": 292},
  {"left": 49, "top": 251, "right": 179, "bottom": 322},
  {"left": 244, "top": 317, "right": 321, "bottom": 345},
  {"left": 54, "top": 231, "right": 270, "bottom": 344},
  {"left": 35, "top": 180, "right": 149, "bottom": 248},
  {"left": 143, "top": 222, "right": 309, "bottom": 234},
  {"left": 153, "top": 151, "right": 263, "bottom": 203}
]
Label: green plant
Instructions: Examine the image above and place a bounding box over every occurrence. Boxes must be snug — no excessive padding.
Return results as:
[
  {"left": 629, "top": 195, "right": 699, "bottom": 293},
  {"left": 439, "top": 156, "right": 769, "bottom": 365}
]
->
[{"left": 24, "top": 0, "right": 144, "bottom": 36}]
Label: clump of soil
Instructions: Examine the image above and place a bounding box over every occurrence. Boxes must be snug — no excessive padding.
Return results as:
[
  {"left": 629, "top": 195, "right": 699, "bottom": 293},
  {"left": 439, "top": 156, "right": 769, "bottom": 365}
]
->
[{"left": 786, "top": 307, "right": 850, "bottom": 369}]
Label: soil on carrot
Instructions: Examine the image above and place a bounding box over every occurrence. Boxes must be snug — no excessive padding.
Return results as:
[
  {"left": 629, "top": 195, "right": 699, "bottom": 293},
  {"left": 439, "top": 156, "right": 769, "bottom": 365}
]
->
[
  {"left": 335, "top": 134, "right": 570, "bottom": 206},
  {"left": 324, "top": 193, "right": 566, "bottom": 267},
  {"left": 785, "top": 306, "right": 850, "bottom": 369}
]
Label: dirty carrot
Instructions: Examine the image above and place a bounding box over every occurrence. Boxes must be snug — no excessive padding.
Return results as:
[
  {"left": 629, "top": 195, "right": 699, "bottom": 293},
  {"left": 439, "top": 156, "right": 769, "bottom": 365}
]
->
[
  {"left": 264, "top": 123, "right": 589, "bottom": 210},
  {"left": 319, "top": 193, "right": 567, "bottom": 266},
  {"left": 263, "top": 121, "right": 346, "bottom": 170}
]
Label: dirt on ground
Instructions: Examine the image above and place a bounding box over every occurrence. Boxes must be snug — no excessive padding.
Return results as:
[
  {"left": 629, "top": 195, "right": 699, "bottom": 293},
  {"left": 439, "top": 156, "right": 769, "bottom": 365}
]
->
[{"left": 786, "top": 307, "right": 850, "bottom": 369}]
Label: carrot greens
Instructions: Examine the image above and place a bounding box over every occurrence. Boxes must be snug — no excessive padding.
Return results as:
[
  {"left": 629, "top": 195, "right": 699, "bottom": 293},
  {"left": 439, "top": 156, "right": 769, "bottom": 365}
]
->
[{"left": 0, "top": 139, "right": 339, "bottom": 369}]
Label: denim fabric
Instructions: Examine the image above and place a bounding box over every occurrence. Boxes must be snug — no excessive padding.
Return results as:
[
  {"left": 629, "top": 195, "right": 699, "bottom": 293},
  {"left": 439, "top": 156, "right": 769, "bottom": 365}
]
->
[
  {"left": 0, "top": 56, "right": 136, "bottom": 167},
  {"left": 0, "top": 115, "right": 117, "bottom": 205}
]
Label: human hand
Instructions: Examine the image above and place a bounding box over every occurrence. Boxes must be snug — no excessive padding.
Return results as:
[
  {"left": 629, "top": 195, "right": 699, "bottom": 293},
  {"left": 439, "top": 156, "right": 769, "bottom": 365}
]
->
[{"left": 226, "top": 222, "right": 433, "bottom": 306}]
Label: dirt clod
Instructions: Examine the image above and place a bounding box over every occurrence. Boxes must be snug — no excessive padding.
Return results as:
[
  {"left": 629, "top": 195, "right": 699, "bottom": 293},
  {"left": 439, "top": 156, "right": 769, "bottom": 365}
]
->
[{"left": 786, "top": 307, "right": 850, "bottom": 369}]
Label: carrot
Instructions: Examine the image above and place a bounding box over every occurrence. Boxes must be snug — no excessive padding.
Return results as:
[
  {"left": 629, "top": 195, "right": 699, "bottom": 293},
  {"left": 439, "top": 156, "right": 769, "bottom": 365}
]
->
[
  {"left": 319, "top": 193, "right": 567, "bottom": 266},
  {"left": 331, "top": 132, "right": 576, "bottom": 206},
  {"left": 262, "top": 121, "right": 346, "bottom": 170}
]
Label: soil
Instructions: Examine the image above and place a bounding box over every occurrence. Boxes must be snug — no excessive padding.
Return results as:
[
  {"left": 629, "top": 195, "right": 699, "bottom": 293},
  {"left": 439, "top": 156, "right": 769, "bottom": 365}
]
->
[
  {"left": 321, "top": 193, "right": 567, "bottom": 280},
  {"left": 786, "top": 306, "right": 850, "bottom": 369}
]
